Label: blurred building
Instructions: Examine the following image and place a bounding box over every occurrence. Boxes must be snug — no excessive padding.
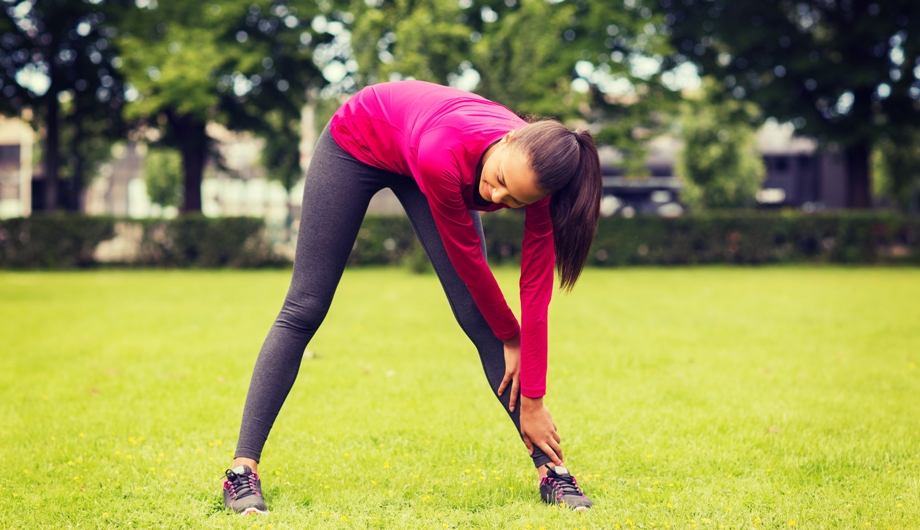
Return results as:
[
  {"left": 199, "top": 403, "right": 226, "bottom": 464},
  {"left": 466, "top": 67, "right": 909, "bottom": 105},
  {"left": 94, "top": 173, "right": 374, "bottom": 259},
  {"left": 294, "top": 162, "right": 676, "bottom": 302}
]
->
[
  {"left": 83, "top": 141, "right": 143, "bottom": 217},
  {"left": 599, "top": 136, "right": 685, "bottom": 218},
  {"left": 80, "top": 124, "right": 301, "bottom": 227},
  {"left": 0, "top": 112, "right": 853, "bottom": 222},
  {"left": 599, "top": 119, "right": 849, "bottom": 217},
  {"left": 0, "top": 115, "right": 33, "bottom": 219},
  {"left": 756, "top": 120, "right": 847, "bottom": 211}
]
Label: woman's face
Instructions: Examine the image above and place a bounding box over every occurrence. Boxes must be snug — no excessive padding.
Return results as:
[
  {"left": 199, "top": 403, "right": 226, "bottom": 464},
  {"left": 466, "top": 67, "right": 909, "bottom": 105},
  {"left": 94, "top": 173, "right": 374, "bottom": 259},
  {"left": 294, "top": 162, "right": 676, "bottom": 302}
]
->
[{"left": 479, "top": 131, "right": 549, "bottom": 209}]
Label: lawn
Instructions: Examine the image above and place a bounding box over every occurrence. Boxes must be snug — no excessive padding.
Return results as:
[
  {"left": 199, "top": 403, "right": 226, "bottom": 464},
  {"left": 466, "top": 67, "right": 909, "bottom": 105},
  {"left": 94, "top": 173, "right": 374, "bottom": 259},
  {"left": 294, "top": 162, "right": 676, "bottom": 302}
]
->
[{"left": 1, "top": 267, "right": 918, "bottom": 529}]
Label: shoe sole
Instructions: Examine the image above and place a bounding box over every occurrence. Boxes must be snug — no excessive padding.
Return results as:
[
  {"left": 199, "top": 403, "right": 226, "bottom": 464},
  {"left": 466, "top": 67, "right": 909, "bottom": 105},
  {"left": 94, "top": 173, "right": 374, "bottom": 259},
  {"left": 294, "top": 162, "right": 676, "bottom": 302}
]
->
[
  {"left": 240, "top": 507, "right": 269, "bottom": 516},
  {"left": 543, "top": 500, "right": 592, "bottom": 512}
]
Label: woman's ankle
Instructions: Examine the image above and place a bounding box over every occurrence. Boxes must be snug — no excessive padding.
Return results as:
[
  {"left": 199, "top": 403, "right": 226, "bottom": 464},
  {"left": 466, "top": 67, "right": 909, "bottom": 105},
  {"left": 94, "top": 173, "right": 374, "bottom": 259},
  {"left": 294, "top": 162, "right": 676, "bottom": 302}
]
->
[
  {"left": 231, "top": 457, "right": 259, "bottom": 474},
  {"left": 536, "top": 463, "right": 558, "bottom": 479}
]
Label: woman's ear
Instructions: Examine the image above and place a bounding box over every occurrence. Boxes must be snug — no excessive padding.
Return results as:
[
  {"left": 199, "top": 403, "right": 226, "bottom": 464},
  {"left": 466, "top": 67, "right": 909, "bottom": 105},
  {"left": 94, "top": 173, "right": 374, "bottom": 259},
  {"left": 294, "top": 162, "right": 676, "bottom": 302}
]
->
[{"left": 502, "top": 130, "right": 516, "bottom": 144}]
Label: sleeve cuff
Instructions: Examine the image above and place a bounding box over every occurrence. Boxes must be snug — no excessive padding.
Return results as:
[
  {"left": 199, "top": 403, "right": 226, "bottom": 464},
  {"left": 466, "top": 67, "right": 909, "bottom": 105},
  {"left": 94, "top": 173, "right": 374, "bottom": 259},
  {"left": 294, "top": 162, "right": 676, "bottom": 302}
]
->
[{"left": 521, "top": 386, "right": 546, "bottom": 399}]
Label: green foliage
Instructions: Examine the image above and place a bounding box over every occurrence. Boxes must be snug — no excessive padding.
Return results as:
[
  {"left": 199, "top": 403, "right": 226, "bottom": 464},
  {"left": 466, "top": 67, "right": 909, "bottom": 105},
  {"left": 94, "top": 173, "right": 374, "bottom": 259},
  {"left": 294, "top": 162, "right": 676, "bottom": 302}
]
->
[
  {"left": 2, "top": 268, "right": 920, "bottom": 527},
  {"left": 349, "top": 0, "right": 586, "bottom": 116},
  {"left": 348, "top": 0, "right": 679, "bottom": 175},
  {"left": 0, "top": 0, "right": 129, "bottom": 210},
  {"left": 120, "top": 22, "right": 217, "bottom": 121},
  {"left": 403, "top": 240, "right": 433, "bottom": 275},
  {"left": 661, "top": 0, "right": 920, "bottom": 207},
  {"left": 312, "top": 96, "right": 346, "bottom": 140},
  {"left": 575, "top": 0, "right": 682, "bottom": 177},
  {"left": 874, "top": 128, "right": 920, "bottom": 213},
  {"left": 350, "top": 0, "right": 471, "bottom": 86},
  {"left": 4, "top": 212, "right": 918, "bottom": 270},
  {"left": 117, "top": 0, "right": 338, "bottom": 210},
  {"left": 588, "top": 212, "right": 920, "bottom": 266},
  {"left": 258, "top": 108, "right": 303, "bottom": 192},
  {"left": 663, "top": 0, "right": 920, "bottom": 146},
  {"left": 676, "top": 79, "right": 766, "bottom": 210},
  {"left": 470, "top": 0, "right": 583, "bottom": 118},
  {"left": 344, "top": 211, "right": 920, "bottom": 268},
  {"left": 347, "top": 216, "right": 417, "bottom": 266},
  {"left": 0, "top": 215, "right": 114, "bottom": 268},
  {"left": 143, "top": 148, "right": 183, "bottom": 209},
  {"left": 0, "top": 216, "right": 282, "bottom": 268},
  {"left": 142, "top": 216, "right": 281, "bottom": 267}
]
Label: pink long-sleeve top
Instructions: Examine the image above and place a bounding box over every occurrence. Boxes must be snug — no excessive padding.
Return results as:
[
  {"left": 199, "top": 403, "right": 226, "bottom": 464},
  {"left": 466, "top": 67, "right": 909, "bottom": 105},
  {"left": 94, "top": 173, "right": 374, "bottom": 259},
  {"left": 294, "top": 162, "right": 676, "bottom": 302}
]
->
[{"left": 330, "top": 81, "right": 554, "bottom": 398}]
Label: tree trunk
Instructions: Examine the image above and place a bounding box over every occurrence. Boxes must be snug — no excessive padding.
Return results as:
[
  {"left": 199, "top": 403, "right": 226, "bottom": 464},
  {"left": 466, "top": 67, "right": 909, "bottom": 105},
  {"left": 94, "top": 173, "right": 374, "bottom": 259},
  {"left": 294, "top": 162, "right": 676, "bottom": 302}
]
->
[
  {"left": 43, "top": 96, "right": 60, "bottom": 211},
  {"left": 66, "top": 110, "right": 85, "bottom": 212},
  {"left": 844, "top": 140, "right": 871, "bottom": 209},
  {"left": 69, "top": 148, "right": 85, "bottom": 211},
  {"left": 168, "top": 111, "right": 207, "bottom": 214},
  {"left": 910, "top": 180, "right": 919, "bottom": 214}
]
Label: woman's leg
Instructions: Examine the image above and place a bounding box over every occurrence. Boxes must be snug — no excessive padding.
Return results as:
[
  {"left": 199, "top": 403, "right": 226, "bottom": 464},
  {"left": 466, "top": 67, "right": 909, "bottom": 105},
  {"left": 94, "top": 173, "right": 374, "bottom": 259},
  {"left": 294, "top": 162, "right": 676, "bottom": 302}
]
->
[
  {"left": 233, "top": 130, "right": 388, "bottom": 464},
  {"left": 389, "top": 179, "right": 552, "bottom": 469}
]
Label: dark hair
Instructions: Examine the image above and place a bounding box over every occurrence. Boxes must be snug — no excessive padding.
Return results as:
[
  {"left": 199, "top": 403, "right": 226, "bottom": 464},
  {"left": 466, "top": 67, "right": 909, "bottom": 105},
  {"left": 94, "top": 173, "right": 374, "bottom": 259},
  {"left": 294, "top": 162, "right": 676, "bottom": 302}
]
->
[{"left": 509, "top": 120, "right": 602, "bottom": 291}]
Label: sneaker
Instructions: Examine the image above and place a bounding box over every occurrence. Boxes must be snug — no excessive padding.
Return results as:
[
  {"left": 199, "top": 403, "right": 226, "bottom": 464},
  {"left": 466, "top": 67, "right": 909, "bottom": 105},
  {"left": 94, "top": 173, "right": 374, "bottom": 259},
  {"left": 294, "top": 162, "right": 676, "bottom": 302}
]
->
[
  {"left": 539, "top": 465, "right": 593, "bottom": 511},
  {"left": 222, "top": 465, "right": 268, "bottom": 515}
]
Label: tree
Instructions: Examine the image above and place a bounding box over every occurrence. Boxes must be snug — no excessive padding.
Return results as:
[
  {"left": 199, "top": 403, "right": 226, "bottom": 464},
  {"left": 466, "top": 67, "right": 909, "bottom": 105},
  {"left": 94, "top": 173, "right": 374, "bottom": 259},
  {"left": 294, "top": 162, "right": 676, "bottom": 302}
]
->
[
  {"left": 467, "top": 0, "right": 584, "bottom": 118},
  {"left": 568, "top": 0, "right": 684, "bottom": 177},
  {"left": 874, "top": 127, "right": 920, "bottom": 212},
  {"left": 661, "top": 0, "right": 920, "bottom": 208},
  {"left": 349, "top": 0, "right": 586, "bottom": 115},
  {"left": 0, "top": 0, "right": 129, "bottom": 211},
  {"left": 118, "top": 0, "right": 343, "bottom": 213},
  {"left": 676, "top": 79, "right": 765, "bottom": 209},
  {"left": 143, "top": 146, "right": 181, "bottom": 210},
  {"left": 349, "top": 0, "right": 471, "bottom": 87},
  {"left": 349, "top": 0, "right": 682, "bottom": 177}
]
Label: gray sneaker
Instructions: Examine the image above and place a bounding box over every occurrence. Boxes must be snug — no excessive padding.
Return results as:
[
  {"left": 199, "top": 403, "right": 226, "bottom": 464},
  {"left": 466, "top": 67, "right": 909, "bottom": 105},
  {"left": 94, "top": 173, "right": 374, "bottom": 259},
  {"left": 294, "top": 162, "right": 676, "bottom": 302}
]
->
[
  {"left": 222, "top": 465, "right": 268, "bottom": 515},
  {"left": 539, "top": 465, "right": 593, "bottom": 511}
]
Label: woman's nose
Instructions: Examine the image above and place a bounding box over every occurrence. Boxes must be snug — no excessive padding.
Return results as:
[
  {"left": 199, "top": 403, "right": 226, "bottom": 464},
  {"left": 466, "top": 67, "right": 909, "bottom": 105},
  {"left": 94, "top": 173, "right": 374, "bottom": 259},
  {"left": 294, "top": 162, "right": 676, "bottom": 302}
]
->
[{"left": 491, "top": 188, "right": 505, "bottom": 203}]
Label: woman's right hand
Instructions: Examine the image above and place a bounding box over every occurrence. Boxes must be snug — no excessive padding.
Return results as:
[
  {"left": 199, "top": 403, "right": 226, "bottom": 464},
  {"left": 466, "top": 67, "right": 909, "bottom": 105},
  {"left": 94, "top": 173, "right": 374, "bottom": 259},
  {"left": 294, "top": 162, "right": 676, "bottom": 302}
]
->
[{"left": 520, "top": 395, "right": 564, "bottom": 466}]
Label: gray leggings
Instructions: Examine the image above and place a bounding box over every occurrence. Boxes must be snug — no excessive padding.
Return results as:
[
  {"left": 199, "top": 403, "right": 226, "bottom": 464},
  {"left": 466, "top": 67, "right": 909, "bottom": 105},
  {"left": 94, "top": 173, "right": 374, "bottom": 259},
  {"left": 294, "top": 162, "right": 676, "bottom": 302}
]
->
[{"left": 234, "top": 127, "right": 551, "bottom": 468}]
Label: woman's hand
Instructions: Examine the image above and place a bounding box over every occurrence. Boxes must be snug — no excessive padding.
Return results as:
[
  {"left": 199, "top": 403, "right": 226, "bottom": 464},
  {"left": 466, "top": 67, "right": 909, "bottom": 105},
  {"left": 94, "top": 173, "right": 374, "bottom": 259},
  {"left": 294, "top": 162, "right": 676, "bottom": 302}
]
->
[
  {"left": 520, "top": 396, "right": 564, "bottom": 466},
  {"left": 497, "top": 333, "right": 521, "bottom": 412}
]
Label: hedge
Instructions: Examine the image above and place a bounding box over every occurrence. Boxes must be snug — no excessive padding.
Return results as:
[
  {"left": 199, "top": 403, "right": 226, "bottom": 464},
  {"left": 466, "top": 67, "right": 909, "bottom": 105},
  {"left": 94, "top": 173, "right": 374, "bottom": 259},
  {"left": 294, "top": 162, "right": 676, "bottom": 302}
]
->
[
  {"left": 0, "top": 215, "right": 115, "bottom": 268},
  {"left": 586, "top": 211, "right": 920, "bottom": 266},
  {"left": 1, "top": 211, "right": 918, "bottom": 269},
  {"left": 351, "top": 211, "right": 920, "bottom": 267},
  {"left": 0, "top": 214, "right": 282, "bottom": 269}
]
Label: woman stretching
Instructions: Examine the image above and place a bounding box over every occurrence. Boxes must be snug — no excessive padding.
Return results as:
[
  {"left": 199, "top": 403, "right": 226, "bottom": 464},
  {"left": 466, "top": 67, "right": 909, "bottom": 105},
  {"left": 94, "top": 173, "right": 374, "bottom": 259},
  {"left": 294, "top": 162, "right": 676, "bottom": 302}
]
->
[{"left": 222, "top": 80, "right": 602, "bottom": 514}]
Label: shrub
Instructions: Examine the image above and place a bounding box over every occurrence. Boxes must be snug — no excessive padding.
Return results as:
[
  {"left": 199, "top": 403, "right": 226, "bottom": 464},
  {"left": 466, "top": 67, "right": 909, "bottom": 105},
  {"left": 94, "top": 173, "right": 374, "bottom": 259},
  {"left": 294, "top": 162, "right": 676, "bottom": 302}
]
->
[
  {"left": 586, "top": 211, "right": 920, "bottom": 266},
  {"left": 136, "top": 216, "right": 281, "bottom": 267},
  {"left": 352, "top": 211, "right": 919, "bottom": 267},
  {"left": 0, "top": 215, "right": 282, "bottom": 269},
  {"left": 2, "top": 211, "right": 917, "bottom": 269},
  {"left": 0, "top": 214, "right": 115, "bottom": 268}
]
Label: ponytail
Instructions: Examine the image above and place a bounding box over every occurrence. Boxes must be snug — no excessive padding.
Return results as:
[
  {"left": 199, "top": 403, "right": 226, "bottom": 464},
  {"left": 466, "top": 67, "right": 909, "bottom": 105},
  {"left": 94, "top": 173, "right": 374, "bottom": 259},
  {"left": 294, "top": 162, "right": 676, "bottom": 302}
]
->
[{"left": 509, "top": 121, "right": 602, "bottom": 291}]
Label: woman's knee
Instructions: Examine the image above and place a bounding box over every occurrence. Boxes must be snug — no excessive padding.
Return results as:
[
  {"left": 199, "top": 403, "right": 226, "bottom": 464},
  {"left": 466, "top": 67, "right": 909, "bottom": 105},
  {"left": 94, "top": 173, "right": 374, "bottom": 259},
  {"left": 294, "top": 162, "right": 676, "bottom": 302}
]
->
[{"left": 275, "top": 292, "right": 332, "bottom": 334}]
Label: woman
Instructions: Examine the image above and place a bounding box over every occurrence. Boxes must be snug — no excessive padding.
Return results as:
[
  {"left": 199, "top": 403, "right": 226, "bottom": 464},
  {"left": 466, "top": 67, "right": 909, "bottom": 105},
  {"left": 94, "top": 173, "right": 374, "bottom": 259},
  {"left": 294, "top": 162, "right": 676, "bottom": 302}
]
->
[{"left": 221, "top": 80, "right": 602, "bottom": 514}]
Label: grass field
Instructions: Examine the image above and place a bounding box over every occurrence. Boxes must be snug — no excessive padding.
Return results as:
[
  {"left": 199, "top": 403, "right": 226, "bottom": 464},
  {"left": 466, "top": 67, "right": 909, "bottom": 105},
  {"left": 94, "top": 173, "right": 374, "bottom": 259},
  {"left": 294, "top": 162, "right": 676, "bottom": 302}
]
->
[{"left": 1, "top": 266, "right": 918, "bottom": 529}]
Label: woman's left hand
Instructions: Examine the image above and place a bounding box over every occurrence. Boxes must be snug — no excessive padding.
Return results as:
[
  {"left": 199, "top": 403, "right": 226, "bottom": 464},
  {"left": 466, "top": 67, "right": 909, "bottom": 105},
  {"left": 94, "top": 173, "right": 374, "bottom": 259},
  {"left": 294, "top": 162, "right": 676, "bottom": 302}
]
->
[
  {"left": 497, "top": 333, "right": 521, "bottom": 412},
  {"left": 520, "top": 396, "right": 564, "bottom": 465}
]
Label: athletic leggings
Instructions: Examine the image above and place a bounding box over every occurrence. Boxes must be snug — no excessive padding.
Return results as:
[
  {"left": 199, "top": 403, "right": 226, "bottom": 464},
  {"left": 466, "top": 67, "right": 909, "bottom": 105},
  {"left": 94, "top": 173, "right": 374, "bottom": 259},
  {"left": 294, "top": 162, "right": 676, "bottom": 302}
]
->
[{"left": 234, "top": 126, "right": 551, "bottom": 468}]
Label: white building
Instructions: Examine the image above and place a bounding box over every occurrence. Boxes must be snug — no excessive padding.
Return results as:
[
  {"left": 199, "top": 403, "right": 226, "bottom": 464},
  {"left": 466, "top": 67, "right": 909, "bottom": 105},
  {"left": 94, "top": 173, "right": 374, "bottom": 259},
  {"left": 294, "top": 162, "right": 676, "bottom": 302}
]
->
[{"left": 0, "top": 115, "right": 33, "bottom": 219}]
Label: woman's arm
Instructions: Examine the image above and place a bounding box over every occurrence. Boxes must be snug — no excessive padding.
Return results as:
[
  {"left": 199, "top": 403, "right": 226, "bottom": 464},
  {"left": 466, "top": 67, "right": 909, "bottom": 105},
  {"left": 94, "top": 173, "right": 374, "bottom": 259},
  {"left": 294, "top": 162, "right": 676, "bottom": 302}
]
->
[
  {"left": 519, "top": 196, "right": 555, "bottom": 398},
  {"left": 518, "top": 197, "right": 563, "bottom": 464},
  {"left": 417, "top": 137, "right": 521, "bottom": 342}
]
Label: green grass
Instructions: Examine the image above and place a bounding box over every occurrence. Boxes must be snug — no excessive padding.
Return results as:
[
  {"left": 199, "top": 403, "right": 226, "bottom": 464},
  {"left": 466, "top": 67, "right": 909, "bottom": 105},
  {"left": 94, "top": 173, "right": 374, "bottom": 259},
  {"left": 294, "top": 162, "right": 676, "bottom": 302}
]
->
[{"left": 1, "top": 267, "right": 918, "bottom": 529}]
